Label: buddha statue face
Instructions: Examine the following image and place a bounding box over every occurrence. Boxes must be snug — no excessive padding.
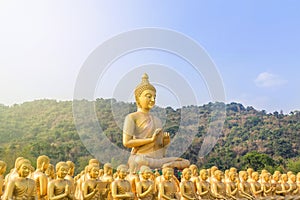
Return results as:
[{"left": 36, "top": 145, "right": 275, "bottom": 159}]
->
[
  {"left": 183, "top": 169, "right": 192, "bottom": 181},
  {"left": 214, "top": 170, "right": 222, "bottom": 181},
  {"left": 137, "top": 89, "right": 156, "bottom": 111},
  {"left": 200, "top": 170, "right": 208, "bottom": 180},
  {"left": 252, "top": 172, "right": 259, "bottom": 181},
  {"left": 189, "top": 165, "right": 198, "bottom": 176},
  {"left": 104, "top": 163, "right": 113, "bottom": 175},
  {"left": 118, "top": 167, "right": 128, "bottom": 179},
  {"left": 56, "top": 163, "right": 69, "bottom": 179},
  {"left": 89, "top": 166, "right": 100, "bottom": 179},
  {"left": 18, "top": 162, "right": 31, "bottom": 178},
  {"left": 228, "top": 172, "right": 236, "bottom": 182},
  {"left": 141, "top": 168, "right": 152, "bottom": 180},
  {"left": 273, "top": 174, "right": 279, "bottom": 182},
  {"left": 281, "top": 174, "right": 288, "bottom": 182},
  {"left": 242, "top": 172, "right": 248, "bottom": 181},
  {"left": 263, "top": 174, "right": 269, "bottom": 182},
  {"left": 163, "top": 168, "right": 174, "bottom": 181},
  {"left": 290, "top": 174, "right": 296, "bottom": 182}
]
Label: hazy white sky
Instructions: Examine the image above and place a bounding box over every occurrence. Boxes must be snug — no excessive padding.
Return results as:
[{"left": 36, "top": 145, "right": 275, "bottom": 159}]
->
[{"left": 0, "top": 0, "right": 299, "bottom": 113}]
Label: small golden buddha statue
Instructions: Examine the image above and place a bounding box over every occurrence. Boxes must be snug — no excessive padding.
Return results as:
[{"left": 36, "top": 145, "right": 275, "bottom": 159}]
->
[
  {"left": 5, "top": 157, "right": 25, "bottom": 184},
  {"left": 136, "top": 166, "right": 155, "bottom": 200},
  {"left": 288, "top": 174, "right": 300, "bottom": 200},
  {"left": 126, "top": 163, "right": 139, "bottom": 200},
  {"left": 280, "top": 174, "right": 293, "bottom": 200},
  {"left": 65, "top": 161, "right": 76, "bottom": 195},
  {"left": 48, "top": 162, "right": 74, "bottom": 200},
  {"left": 238, "top": 171, "right": 254, "bottom": 200},
  {"left": 123, "top": 73, "right": 190, "bottom": 171},
  {"left": 33, "top": 155, "right": 50, "bottom": 200},
  {"left": 111, "top": 165, "right": 134, "bottom": 200},
  {"left": 5, "top": 159, "right": 37, "bottom": 200},
  {"left": 225, "top": 171, "right": 238, "bottom": 200},
  {"left": 196, "top": 169, "right": 211, "bottom": 200},
  {"left": 261, "top": 173, "right": 275, "bottom": 199},
  {"left": 76, "top": 162, "right": 98, "bottom": 200},
  {"left": 179, "top": 168, "right": 198, "bottom": 200},
  {"left": 159, "top": 167, "right": 180, "bottom": 200},
  {"left": 211, "top": 170, "right": 227, "bottom": 200},
  {"left": 82, "top": 164, "right": 102, "bottom": 200},
  {"left": 100, "top": 163, "right": 114, "bottom": 200},
  {"left": 271, "top": 173, "right": 284, "bottom": 200},
  {"left": 249, "top": 172, "right": 264, "bottom": 199},
  {"left": 188, "top": 165, "right": 199, "bottom": 189}
]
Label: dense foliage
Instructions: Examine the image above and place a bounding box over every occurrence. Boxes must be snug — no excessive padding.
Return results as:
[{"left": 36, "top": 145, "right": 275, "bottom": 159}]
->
[{"left": 0, "top": 99, "right": 299, "bottom": 174}]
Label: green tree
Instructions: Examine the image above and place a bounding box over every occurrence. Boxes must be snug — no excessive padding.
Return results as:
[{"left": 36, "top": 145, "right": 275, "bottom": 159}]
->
[{"left": 241, "top": 151, "right": 276, "bottom": 171}]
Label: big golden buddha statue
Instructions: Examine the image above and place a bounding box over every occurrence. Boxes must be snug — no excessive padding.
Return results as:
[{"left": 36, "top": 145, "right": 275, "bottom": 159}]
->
[{"left": 123, "top": 73, "right": 190, "bottom": 171}]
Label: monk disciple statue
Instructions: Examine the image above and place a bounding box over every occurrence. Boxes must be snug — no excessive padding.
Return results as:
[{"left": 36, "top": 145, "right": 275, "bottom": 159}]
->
[
  {"left": 5, "top": 159, "right": 37, "bottom": 200},
  {"left": 123, "top": 73, "right": 190, "bottom": 171}
]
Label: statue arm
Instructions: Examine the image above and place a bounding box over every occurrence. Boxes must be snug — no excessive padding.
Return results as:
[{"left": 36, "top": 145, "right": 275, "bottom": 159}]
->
[
  {"left": 275, "top": 184, "right": 285, "bottom": 194},
  {"left": 4, "top": 180, "right": 14, "bottom": 200},
  {"left": 250, "top": 183, "right": 261, "bottom": 195},
  {"left": 293, "top": 186, "right": 299, "bottom": 194},
  {"left": 123, "top": 133, "right": 155, "bottom": 148},
  {"left": 179, "top": 182, "right": 194, "bottom": 200},
  {"left": 238, "top": 183, "right": 253, "bottom": 199},
  {"left": 136, "top": 182, "right": 154, "bottom": 198},
  {"left": 226, "top": 184, "right": 237, "bottom": 200},
  {"left": 262, "top": 184, "right": 272, "bottom": 195},
  {"left": 40, "top": 175, "right": 48, "bottom": 197},
  {"left": 211, "top": 182, "right": 225, "bottom": 199},
  {"left": 196, "top": 180, "right": 208, "bottom": 196},
  {"left": 48, "top": 181, "right": 70, "bottom": 200},
  {"left": 111, "top": 181, "right": 133, "bottom": 199},
  {"left": 159, "top": 183, "right": 171, "bottom": 200}
]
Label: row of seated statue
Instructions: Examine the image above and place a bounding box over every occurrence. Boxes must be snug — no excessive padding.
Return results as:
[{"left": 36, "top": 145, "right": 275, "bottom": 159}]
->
[{"left": 1, "top": 156, "right": 300, "bottom": 200}]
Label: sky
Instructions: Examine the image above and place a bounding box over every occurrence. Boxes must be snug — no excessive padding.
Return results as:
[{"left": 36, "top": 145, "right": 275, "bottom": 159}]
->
[{"left": 0, "top": 0, "right": 300, "bottom": 113}]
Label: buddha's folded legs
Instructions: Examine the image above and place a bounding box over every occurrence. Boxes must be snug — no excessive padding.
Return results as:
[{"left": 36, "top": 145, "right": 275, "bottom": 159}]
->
[{"left": 128, "top": 154, "right": 190, "bottom": 170}]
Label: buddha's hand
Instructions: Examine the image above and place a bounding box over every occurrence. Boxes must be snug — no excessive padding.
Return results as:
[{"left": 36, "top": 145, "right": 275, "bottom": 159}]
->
[
  {"left": 94, "top": 188, "right": 99, "bottom": 194},
  {"left": 151, "top": 128, "right": 162, "bottom": 142},
  {"left": 163, "top": 132, "right": 170, "bottom": 146},
  {"left": 148, "top": 184, "right": 154, "bottom": 192},
  {"left": 125, "top": 192, "right": 135, "bottom": 198}
]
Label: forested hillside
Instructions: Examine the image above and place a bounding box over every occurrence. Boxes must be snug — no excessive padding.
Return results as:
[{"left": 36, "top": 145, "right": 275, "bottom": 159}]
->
[{"left": 0, "top": 99, "right": 299, "bottom": 174}]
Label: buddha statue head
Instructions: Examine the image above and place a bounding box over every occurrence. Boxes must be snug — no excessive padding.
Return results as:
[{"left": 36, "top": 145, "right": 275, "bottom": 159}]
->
[
  {"left": 66, "top": 160, "right": 75, "bottom": 176},
  {"left": 37, "top": 155, "right": 50, "bottom": 172},
  {"left": 55, "top": 162, "right": 69, "bottom": 179},
  {"left": 87, "top": 163, "right": 100, "bottom": 179},
  {"left": 134, "top": 73, "right": 156, "bottom": 109},
  {"left": 16, "top": 158, "right": 31, "bottom": 178}
]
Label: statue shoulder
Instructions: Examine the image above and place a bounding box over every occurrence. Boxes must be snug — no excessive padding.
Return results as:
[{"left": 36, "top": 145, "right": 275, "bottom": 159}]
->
[{"left": 126, "top": 112, "right": 139, "bottom": 120}]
